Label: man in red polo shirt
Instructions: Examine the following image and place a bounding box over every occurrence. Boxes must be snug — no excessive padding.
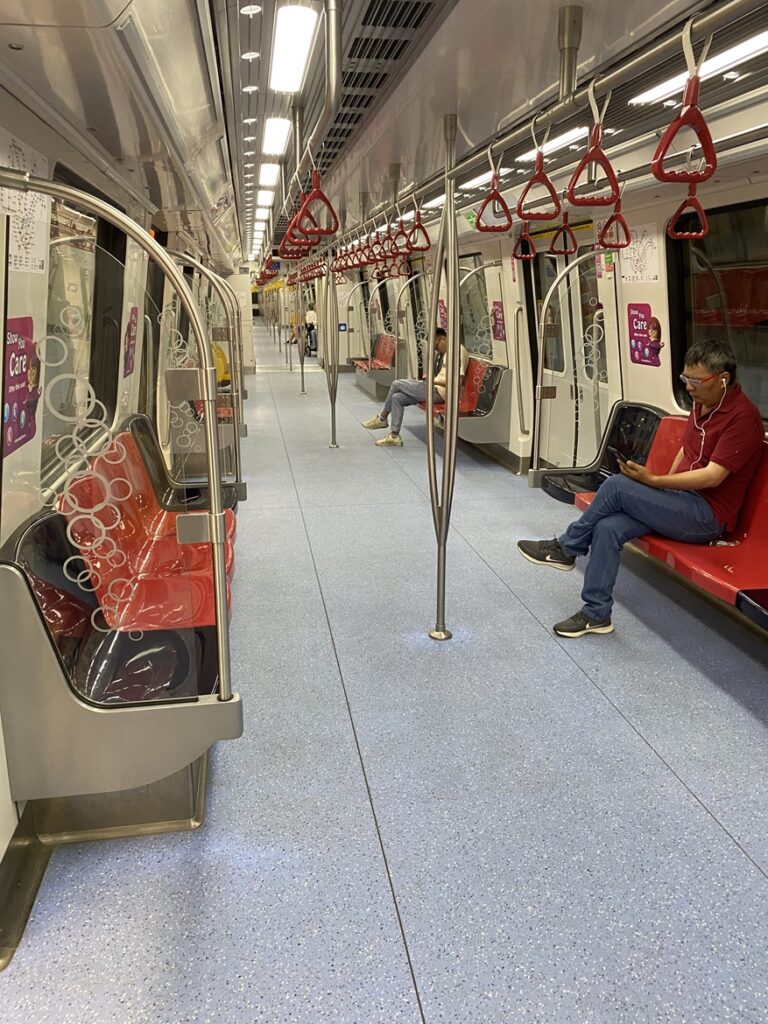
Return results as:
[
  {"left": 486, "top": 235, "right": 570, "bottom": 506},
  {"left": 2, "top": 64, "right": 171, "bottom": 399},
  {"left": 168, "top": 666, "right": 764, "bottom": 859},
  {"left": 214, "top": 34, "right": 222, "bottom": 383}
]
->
[{"left": 518, "top": 340, "right": 764, "bottom": 637}]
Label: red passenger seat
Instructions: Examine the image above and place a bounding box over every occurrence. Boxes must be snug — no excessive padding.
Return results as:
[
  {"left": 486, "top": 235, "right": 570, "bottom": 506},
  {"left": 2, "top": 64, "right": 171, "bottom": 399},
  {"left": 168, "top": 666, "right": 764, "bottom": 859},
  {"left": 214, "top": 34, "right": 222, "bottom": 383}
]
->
[
  {"left": 353, "top": 334, "right": 396, "bottom": 372},
  {"left": 574, "top": 415, "right": 768, "bottom": 614},
  {"left": 418, "top": 357, "right": 488, "bottom": 416},
  {"left": 58, "top": 433, "right": 235, "bottom": 631}
]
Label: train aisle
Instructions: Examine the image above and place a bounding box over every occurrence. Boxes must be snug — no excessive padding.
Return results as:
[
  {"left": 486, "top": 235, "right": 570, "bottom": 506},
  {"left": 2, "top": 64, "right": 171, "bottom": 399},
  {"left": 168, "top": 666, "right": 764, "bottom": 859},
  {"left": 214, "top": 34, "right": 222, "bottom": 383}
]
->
[{"left": 3, "top": 320, "right": 768, "bottom": 1024}]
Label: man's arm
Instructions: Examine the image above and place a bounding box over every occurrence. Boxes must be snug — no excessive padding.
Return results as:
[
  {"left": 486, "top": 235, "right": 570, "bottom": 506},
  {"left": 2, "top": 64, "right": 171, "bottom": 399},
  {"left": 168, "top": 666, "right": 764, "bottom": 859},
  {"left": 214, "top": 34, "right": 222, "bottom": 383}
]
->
[
  {"left": 620, "top": 458, "right": 728, "bottom": 490},
  {"left": 669, "top": 446, "right": 685, "bottom": 474}
]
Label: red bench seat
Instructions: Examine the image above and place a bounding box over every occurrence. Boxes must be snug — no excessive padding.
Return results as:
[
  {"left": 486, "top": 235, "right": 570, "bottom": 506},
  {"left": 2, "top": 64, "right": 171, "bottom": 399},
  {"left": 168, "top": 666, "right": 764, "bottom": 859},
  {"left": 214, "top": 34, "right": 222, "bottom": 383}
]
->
[
  {"left": 58, "top": 432, "right": 235, "bottom": 631},
  {"left": 419, "top": 356, "right": 488, "bottom": 416},
  {"left": 574, "top": 416, "right": 768, "bottom": 609},
  {"left": 353, "top": 334, "right": 396, "bottom": 373}
]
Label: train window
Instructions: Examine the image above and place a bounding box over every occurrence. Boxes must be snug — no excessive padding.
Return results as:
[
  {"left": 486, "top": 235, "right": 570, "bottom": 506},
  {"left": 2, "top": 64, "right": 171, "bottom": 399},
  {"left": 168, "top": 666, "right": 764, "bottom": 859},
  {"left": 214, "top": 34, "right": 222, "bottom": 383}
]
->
[
  {"left": 40, "top": 201, "right": 99, "bottom": 469},
  {"left": 458, "top": 253, "right": 491, "bottom": 355},
  {"left": 670, "top": 199, "right": 768, "bottom": 421},
  {"left": 576, "top": 245, "right": 607, "bottom": 384},
  {"left": 530, "top": 253, "right": 565, "bottom": 373}
]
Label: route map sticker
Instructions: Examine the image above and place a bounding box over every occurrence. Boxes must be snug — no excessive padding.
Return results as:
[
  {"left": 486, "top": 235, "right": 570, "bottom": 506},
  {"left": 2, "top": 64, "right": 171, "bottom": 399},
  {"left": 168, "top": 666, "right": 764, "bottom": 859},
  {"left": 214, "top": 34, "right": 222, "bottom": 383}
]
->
[
  {"left": 620, "top": 223, "right": 659, "bottom": 284},
  {"left": 0, "top": 128, "right": 50, "bottom": 274}
]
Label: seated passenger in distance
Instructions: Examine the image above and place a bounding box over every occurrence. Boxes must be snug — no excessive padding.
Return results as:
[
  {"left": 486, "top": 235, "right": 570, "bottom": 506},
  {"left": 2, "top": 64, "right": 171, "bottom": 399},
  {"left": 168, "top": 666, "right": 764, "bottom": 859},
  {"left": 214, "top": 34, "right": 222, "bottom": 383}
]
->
[
  {"left": 518, "top": 340, "right": 764, "bottom": 637},
  {"left": 361, "top": 327, "right": 468, "bottom": 447}
]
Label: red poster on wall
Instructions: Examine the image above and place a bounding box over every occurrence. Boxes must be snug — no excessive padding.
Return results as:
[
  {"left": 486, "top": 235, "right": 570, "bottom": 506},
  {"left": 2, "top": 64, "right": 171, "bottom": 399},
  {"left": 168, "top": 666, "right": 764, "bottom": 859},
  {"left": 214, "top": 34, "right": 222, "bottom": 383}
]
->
[
  {"left": 438, "top": 298, "right": 448, "bottom": 330},
  {"left": 3, "top": 316, "right": 40, "bottom": 457}
]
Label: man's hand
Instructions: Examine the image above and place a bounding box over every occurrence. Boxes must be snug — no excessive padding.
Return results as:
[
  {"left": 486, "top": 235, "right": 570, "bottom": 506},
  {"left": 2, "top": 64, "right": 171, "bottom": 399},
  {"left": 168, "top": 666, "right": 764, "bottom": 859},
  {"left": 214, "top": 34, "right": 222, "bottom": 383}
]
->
[{"left": 618, "top": 460, "right": 657, "bottom": 486}]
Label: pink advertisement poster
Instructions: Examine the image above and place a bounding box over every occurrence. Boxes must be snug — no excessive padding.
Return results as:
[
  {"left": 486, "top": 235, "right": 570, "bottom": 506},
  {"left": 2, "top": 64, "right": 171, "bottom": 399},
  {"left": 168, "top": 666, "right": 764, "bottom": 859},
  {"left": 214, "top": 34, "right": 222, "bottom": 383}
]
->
[
  {"left": 491, "top": 301, "right": 506, "bottom": 342},
  {"left": 123, "top": 306, "right": 138, "bottom": 377},
  {"left": 3, "top": 316, "right": 40, "bottom": 457},
  {"left": 628, "top": 303, "right": 663, "bottom": 366},
  {"left": 438, "top": 298, "right": 448, "bottom": 330}
]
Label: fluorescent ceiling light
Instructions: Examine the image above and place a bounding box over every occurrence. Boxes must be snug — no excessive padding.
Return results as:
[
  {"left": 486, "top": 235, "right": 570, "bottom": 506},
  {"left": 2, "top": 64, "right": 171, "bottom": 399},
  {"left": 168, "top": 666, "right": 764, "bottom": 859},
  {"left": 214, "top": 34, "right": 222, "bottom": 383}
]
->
[
  {"left": 242, "top": 51, "right": 260, "bottom": 61},
  {"left": 243, "top": 117, "right": 257, "bottom": 124},
  {"left": 244, "top": 162, "right": 255, "bottom": 168},
  {"left": 459, "top": 168, "right": 512, "bottom": 190},
  {"left": 516, "top": 126, "right": 589, "bottom": 162},
  {"left": 255, "top": 208, "right": 271, "bottom": 220},
  {"left": 243, "top": 135, "right": 257, "bottom": 142},
  {"left": 259, "top": 163, "right": 280, "bottom": 186},
  {"left": 630, "top": 31, "right": 768, "bottom": 104},
  {"left": 240, "top": 4, "right": 262, "bottom": 14},
  {"left": 244, "top": 150, "right": 256, "bottom": 157},
  {"left": 256, "top": 189, "right": 275, "bottom": 205},
  {"left": 424, "top": 194, "right": 446, "bottom": 209},
  {"left": 242, "top": 85, "right": 258, "bottom": 94},
  {"left": 262, "top": 117, "right": 291, "bottom": 156},
  {"left": 269, "top": 6, "right": 319, "bottom": 93}
]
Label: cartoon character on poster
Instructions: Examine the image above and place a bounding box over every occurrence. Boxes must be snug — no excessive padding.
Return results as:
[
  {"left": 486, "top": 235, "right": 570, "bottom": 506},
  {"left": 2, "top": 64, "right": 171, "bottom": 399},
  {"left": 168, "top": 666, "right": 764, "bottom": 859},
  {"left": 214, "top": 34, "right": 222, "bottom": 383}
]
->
[
  {"left": 628, "top": 303, "right": 664, "bottom": 367},
  {"left": 438, "top": 298, "right": 448, "bottom": 331},
  {"left": 3, "top": 316, "right": 40, "bottom": 457}
]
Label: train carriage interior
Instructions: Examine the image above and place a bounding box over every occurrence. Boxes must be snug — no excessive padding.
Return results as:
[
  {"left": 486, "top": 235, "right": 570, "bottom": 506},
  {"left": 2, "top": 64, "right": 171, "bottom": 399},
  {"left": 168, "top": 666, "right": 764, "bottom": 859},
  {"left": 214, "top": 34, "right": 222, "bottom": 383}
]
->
[{"left": 1, "top": 0, "right": 768, "bottom": 1020}]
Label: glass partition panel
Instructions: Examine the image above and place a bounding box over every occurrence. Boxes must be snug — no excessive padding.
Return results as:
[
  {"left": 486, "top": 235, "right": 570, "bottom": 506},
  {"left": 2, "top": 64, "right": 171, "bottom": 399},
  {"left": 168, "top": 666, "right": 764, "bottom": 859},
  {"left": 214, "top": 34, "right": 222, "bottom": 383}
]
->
[{"left": 2, "top": 225, "right": 223, "bottom": 707}]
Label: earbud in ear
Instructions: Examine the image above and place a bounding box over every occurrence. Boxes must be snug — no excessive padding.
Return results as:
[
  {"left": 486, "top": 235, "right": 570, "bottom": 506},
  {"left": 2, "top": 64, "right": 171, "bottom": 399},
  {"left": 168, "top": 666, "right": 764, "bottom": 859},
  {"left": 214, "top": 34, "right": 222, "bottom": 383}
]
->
[{"left": 722, "top": 378, "right": 727, "bottom": 389}]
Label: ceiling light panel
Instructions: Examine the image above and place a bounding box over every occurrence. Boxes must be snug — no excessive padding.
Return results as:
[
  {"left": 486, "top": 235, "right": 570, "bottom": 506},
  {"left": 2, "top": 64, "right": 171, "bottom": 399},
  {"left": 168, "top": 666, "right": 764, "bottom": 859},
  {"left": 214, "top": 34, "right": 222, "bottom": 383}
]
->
[
  {"left": 256, "top": 190, "right": 275, "bottom": 205},
  {"left": 262, "top": 117, "right": 291, "bottom": 155},
  {"left": 269, "top": 6, "right": 319, "bottom": 93},
  {"left": 515, "top": 127, "right": 589, "bottom": 162},
  {"left": 259, "top": 163, "right": 280, "bottom": 186}
]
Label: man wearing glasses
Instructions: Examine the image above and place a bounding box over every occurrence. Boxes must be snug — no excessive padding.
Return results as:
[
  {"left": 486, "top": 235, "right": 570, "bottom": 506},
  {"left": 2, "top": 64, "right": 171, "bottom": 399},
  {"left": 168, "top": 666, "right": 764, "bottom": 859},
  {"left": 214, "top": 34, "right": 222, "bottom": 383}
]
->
[{"left": 518, "top": 340, "right": 764, "bottom": 637}]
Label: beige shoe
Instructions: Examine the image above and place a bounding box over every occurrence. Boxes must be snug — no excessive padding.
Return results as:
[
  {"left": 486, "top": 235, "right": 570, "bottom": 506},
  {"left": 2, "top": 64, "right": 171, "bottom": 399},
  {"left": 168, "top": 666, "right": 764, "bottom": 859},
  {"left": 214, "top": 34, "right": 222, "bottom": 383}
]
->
[
  {"left": 362, "top": 415, "right": 388, "bottom": 430},
  {"left": 375, "top": 433, "right": 403, "bottom": 447}
]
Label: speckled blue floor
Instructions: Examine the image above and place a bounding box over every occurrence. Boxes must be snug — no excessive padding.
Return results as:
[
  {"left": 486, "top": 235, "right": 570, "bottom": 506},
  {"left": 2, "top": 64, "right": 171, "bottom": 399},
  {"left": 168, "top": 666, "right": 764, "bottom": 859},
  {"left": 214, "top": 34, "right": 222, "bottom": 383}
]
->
[{"left": 3, "top": 322, "right": 768, "bottom": 1023}]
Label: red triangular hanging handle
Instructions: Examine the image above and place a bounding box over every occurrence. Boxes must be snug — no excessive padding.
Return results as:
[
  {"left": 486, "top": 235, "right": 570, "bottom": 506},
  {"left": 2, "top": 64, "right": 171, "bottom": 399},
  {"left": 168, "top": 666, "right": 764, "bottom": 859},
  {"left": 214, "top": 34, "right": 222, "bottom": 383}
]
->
[
  {"left": 515, "top": 151, "right": 561, "bottom": 221},
  {"left": 393, "top": 219, "right": 411, "bottom": 252},
  {"left": 651, "top": 77, "right": 717, "bottom": 184},
  {"left": 598, "top": 199, "right": 632, "bottom": 249},
  {"left": 549, "top": 213, "right": 578, "bottom": 255},
  {"left": 406, "top": 210, "right": 431, "bottom": 251},
  {"left": 566, "top": 125, "right": 620, "bottom": 207},
  {"left": 667, "top": 184, "right": 709, "bottom": 239},
  {"left": 296, "top": 169, "right": 340, "bottom": 236},
  {"left": 476, "top": 176, "right": 513, "bottom": 232},
  {"left": 513, "top": 222, "right": 537, "bottom": 261}
]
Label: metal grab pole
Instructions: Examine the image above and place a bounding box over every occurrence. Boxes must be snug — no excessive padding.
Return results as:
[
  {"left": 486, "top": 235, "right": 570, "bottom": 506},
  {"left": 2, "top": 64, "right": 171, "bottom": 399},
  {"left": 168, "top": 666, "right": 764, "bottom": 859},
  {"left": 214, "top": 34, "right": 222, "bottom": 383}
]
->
[
  {"left": 324, "top": 264, "right": 340, "bottom": 447},
  {"left": 529, "top": 248, "right": 601, "bottom": 479},
  {"left": 429, "top": 114, "right": 459, "bottom": 641},
  {"left": 296, "top": 273, "right": 307, "bottom": 395},
  {"left": 169, "top": 253, "right": 244, "bottom": 488},
  {"left": 0, "top": 168, "right": 234, "bottom": 701},
  {"left": 394, "top": 271, "right": 427, "bottom": 381}
]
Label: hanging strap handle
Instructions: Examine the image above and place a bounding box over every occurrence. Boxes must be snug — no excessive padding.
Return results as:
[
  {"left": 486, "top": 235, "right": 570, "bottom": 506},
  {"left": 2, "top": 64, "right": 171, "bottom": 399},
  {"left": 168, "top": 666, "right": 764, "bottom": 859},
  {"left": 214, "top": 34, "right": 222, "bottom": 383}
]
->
[
  {"left": 566, "top": 81, "right": 620, "bottom": 207},
  {"left": 407, "top": 207, "right": 431, "bottom": 251},
  {"left": 516, "top": 118, "right": 561, "bottom": 221},
  {"left": 513, "top": 221, "right": 537, "bottom": 261},
  {"left": 296, "top": 168, "right": 340, "bottom": 236},
  {"left": 597, "top": 195, "right": 632, "bottom": 249},
  {"left": 667, "top": 183, "right": 709, "bottom": 239},
  {"left": 651, "top": 18, "right": 716, "bottom": 184},
  {"left": 477, "top": 145, "right": 513, "bottom": 232},
  {"left": 549, "top": 212, "right": 579, "bottom": 255}
]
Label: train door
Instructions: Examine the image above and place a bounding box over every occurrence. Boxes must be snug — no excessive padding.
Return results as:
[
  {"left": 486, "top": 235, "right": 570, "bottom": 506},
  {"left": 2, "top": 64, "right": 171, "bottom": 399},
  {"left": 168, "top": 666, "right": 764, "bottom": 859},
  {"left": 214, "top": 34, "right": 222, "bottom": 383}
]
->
[{"left": 528, "top": 227, "right": 621, "bottom": 469}]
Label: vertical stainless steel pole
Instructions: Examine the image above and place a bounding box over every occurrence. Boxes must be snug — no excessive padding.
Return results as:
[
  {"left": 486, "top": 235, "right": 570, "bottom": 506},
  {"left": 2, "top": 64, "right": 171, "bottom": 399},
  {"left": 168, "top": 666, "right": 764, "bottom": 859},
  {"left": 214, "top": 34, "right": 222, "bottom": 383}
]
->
[
  {"left": 296, "top": 271, "right": 307, "bottom": 395},
  {"left": 324, "top": 265, "right": 340, "bottom": 447},
  {"left": 429, "top": 114, "right": 459, "bottom": 641}
]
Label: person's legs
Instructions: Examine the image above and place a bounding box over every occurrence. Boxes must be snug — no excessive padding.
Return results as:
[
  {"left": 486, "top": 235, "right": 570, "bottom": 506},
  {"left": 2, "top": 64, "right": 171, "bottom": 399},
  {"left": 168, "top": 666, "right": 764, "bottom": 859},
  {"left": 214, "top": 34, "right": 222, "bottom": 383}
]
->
[{"left": 387, "top": 379, "right": 427, "bottom": 434}]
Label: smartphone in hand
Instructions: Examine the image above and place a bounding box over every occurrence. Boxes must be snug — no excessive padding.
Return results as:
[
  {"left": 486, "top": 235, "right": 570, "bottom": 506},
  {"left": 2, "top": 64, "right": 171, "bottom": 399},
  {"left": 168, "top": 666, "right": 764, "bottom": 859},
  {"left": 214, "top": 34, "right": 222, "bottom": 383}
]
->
[{"left": 607, "top": 445, "right": 629, "bottom": 464}]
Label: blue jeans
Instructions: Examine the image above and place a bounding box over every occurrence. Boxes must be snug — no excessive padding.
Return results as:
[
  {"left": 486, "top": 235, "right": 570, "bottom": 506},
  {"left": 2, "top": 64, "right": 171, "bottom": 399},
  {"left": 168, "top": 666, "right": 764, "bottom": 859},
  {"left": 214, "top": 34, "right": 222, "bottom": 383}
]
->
[
  {"left": 559, "top": 475, "right": 723, "bottom": 621},
  {"left": 383, "top": 379, "right": 442, "bottom": 434}
]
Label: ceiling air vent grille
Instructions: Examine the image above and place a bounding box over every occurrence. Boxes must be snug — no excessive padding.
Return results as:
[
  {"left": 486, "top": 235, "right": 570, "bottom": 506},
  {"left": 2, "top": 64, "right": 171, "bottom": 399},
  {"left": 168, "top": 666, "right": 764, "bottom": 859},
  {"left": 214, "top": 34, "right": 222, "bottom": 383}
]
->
[
  {"left": 341, "top": 70, "right": 389, "bottom": 90},
  {"left": 362, "top": 1, "right": 433, "bottom": 30},
  {"left": 348, "top": 37, "right": 409, "bottom": 63}
]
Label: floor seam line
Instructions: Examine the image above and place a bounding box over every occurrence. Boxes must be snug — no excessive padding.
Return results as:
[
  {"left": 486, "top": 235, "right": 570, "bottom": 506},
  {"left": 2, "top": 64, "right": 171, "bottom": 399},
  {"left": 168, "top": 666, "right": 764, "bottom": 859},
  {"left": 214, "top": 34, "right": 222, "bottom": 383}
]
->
[{"left": 265, "top": 369, "right": 430, "bottom": 1024}]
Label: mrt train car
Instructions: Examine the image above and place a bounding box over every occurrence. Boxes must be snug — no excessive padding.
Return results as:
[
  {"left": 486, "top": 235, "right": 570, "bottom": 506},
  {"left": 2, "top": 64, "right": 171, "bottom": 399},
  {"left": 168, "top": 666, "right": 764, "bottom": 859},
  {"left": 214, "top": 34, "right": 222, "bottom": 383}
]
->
[{"left": 1, "top": 1, "right": 768, "bottom": 1021}]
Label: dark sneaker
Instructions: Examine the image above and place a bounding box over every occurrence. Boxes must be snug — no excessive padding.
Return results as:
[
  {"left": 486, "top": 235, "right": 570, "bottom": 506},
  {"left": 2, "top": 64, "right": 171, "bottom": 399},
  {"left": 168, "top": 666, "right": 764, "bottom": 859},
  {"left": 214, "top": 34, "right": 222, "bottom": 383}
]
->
[
  {"left": 553, "top": 611, "right": 614, "bottom": 637},
  {"left": 517, "top": 538, "right": 575, "bottom": 571}
]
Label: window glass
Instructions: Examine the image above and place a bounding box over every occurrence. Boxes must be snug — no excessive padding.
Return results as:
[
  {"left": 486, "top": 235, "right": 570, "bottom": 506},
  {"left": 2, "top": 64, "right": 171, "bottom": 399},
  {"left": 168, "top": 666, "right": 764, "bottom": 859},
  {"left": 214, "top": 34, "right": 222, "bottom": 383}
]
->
[
  {"left": 576, "top": 244, "right": 606, "bottom": 383},
  {"left": 674, "top": 200, "right": 768, "bottom": 420},
  {"left": 459, "top": 254, "right": 491, "bottom": 356},
  {"left": 531, "top": 252, "right": 564, "bottom": 372}
]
